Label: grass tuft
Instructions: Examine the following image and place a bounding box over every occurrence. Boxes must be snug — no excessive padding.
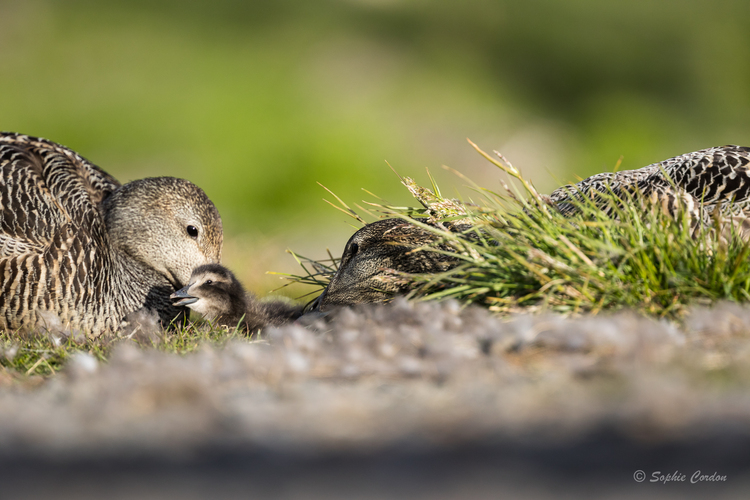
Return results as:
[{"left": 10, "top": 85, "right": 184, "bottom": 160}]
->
[
  {"left": 288, "top": 142, "right": 750, "bottom": 320},
  {"left": 4, "top": 142, "right": 750, "bottom": 380}
]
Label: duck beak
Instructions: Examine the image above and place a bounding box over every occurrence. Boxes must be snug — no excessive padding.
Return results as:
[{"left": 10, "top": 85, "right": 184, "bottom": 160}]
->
[
  {"left": 305, "top": 290, "right": 325, "bottom": 313},
  {"left": 170, "top": 284, "right": 198, "bottom": 307}
]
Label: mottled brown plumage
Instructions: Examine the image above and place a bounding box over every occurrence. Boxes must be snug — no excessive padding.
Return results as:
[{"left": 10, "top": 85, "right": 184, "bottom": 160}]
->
[
  {"left": 546, "top": 145, "right": 750, "bottom": 225},
  {"left": 171, "top": 263, "right": 302, "bottom": 331},
  {"left": 312, "top": 218, "right": 465, "bottom": 311},
  {"left": 0, "top": 133, "right": 223, "bottom": 336},
  {"left": 315, "top": 146, "right": 750, "bottom": 310}
]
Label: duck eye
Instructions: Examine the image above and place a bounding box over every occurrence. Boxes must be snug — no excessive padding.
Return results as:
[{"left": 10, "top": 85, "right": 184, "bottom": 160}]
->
[
  {"left": 187, "top": 225, "right": 199, "bottom": 238},
  {"left": 349, "top": 242, "right": 359, "bottom": 257},
  {"left": 205, "top": 279, "right": 213, "bottom": 285}
]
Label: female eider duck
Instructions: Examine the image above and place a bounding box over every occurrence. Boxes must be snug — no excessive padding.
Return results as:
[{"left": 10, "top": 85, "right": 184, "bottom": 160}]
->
[
  {"left": 313, "top": 146, "right": 750, "bottom": 310},
  {"left": 312, "top": 218, "right": 464, "bottom": 311},
  {"left": 171, "top": 264, "right": 302, "bottom": 331},
  {"left": 546, "top": 145, "right": 750, "bottom": 226},
  {"left": 0, "top": 133, "right": 223, "bottom": 336}
]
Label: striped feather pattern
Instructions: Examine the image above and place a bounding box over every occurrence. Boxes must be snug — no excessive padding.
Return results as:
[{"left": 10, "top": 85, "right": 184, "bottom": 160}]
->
[
  {"left": 547, "top": 146, "right": 750, "bottom": 224},
  {"left": 0, "top": 133, "right": 223, "bottom": 336}
]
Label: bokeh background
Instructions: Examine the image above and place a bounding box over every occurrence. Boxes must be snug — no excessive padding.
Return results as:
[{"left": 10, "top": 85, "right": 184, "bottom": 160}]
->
[{"left": 2, "top": 0, "right": 750, "bottom": 298}]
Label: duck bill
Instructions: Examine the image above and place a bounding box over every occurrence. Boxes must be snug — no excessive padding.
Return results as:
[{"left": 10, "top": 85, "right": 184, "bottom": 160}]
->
[
  {"left": 170, "top": 284, "right": 198, "bottom": 307},
  {"left": 306, "top": 289, "right": 326, "bottom": 313}
]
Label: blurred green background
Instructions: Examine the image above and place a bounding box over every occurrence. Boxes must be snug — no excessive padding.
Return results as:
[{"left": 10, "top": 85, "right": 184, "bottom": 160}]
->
[{"left": 2, "top": 0, "right": 750, "bottom": 297}]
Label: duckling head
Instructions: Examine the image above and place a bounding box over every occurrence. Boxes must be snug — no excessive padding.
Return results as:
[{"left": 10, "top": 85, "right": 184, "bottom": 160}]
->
[
  {"left": 170, "top": 263, "right": 246, "bottom": 322},
  {"left": 103, "top": 177, "right": 223, "bottom": 289}
]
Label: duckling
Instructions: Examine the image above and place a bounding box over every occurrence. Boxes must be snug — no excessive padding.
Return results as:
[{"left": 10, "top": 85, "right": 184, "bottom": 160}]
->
[
  {"left": 171, "top": 264, "right": 303, "bottom": 331},
  {"left": 0, "top": 133, "right": 223, "bottom": 336}
]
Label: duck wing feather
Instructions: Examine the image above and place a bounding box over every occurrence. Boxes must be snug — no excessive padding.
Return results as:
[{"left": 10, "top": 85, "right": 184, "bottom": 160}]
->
[{"left": 0, "top": 133, "right": 121, "bottom": 331}]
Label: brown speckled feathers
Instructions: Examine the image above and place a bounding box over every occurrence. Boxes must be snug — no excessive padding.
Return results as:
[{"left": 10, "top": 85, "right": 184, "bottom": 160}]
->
[
  {"left": 547, "top": 146, "right": 750, "bottom": 223},
  {"left": 314, "top": 147, "right": 750, "bottom": 310},
  {"left": 313, "top": 218, "right": 468, "bottom": 311},
  {"left": 0, "top": 133, "right": 223, "bottom": 336},
  {"left": 0, "top": 133, "right": 119, "bottom": 259}
]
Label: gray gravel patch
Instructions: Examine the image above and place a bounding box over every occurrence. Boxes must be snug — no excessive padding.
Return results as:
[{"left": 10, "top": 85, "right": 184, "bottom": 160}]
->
[{"left": 2, "top": 298, "right": 750, "bottom": 498}]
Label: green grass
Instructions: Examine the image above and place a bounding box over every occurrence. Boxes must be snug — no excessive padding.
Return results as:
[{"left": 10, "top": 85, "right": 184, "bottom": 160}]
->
[
  {"left": 5, "top": 141, "right": 750, "bottom": 381},
  {"left": 291, "top": 140, "right": 750, "bottom": 319},
  {"left": 0, "top": 322, "right": 252, "bottom": 381}
]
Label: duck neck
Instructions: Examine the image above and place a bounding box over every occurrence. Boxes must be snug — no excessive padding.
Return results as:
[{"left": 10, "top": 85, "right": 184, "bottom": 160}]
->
[{"left": 107, "top": 247, "right": 186, "bottom": 328}]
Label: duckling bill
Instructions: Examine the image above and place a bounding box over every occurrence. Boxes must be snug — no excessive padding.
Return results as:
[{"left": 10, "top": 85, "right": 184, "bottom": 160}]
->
[{"left": 170, "top": 289, "right": 198, "bottom": 307}]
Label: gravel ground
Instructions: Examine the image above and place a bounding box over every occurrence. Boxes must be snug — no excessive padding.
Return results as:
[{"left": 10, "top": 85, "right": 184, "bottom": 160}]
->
[{"left": 2, "top": 299, "right": 750, "bottom": 499}]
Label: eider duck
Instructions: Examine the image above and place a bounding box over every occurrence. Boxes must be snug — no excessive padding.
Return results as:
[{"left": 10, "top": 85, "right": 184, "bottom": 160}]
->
[
  {"left": 170, "top": 263, "right": 302, "bottom": 331},
  {"left": 0, "top": 133, "right": 223, "bottom": 336},
  {"left": 311, "top": 218, "right": 464, "bottom": 311},
  {"left": 314, "top": 146, "right": 750, "bottom": 310},
  {"left": 546, "top": 145, "right": 750, "bottom": 225}
]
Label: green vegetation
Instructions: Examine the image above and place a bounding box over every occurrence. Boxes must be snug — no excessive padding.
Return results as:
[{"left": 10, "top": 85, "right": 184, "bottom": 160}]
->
[
  {"left": 0, "top": 322, "right": 250, "bottom": 381},
  {"left": 294, "top": 142, "right": 750, "bottom": 319},
  {"left": 4, "top": 1, "right": 750, "bottom": 379},
  {"left": 3, "top": 0, "right": 750, "bottom": 293},
  {"left": 4, "top": 140, "right": 750, "bottom": 380}
]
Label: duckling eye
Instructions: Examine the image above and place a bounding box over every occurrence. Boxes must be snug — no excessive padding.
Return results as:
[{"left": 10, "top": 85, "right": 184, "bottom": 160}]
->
[
  {"left": 186, "top": 225, "right": 199, "bottom": 238},
  {"left": 205, "top": 279, "right": 213, "bottom": 285}
]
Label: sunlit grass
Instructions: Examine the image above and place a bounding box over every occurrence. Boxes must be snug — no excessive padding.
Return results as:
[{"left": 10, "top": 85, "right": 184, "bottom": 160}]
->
[
  {"left": 5, "top": 141, "right": 750, "bottom": 381},
  {"left": 0, "top": 321, "right": 251, "bottom": 381},
  {"left": 288, "top": 140, "right": 750, "bottom": 319}
]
